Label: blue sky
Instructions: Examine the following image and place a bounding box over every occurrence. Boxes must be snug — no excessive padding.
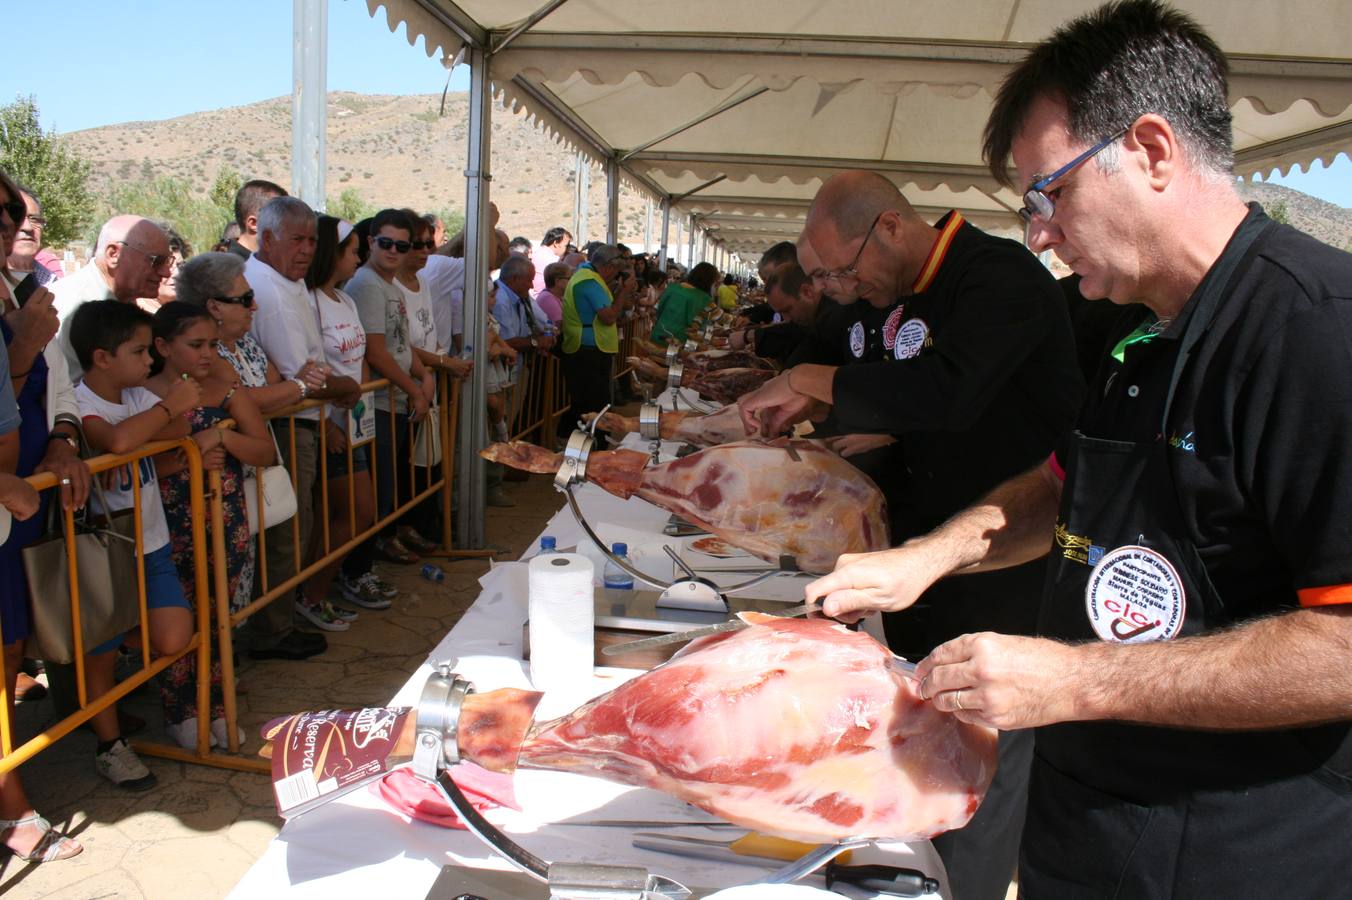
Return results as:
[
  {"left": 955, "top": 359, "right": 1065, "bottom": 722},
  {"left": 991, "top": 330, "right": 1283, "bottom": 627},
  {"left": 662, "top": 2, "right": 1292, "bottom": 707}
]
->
[{"left": 3, "top": 0, "right": 1348, "bottom": 208}]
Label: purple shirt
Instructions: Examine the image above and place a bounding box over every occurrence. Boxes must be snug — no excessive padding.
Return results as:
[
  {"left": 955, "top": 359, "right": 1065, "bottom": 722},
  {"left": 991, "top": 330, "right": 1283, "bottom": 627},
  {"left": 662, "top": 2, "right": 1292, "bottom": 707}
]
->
[{"left": 535, "top": 288, "right": 563, "bottom": 326}]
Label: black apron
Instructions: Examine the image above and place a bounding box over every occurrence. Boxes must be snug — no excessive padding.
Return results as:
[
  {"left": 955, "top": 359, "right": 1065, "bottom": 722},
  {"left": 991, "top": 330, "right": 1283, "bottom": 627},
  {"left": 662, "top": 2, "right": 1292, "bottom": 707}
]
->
[{"left": 1022, "top": 215, "right": 1352, "bottom": 898}]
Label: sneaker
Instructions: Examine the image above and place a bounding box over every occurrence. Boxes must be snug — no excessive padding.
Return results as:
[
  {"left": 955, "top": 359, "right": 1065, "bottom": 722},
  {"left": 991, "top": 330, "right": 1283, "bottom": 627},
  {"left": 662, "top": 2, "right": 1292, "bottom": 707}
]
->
[
  {"left": 165, "top": 718, "right": 218, "bottom": 750},
  {"left": 486, "top": 487, "right": 516, "bottom": 508},
  {"left": 295, "top": 599, "right": 351, "bottom": 632},
  {"left": 365, "top": 572, "right": 399, "bottom": 599},
  {"left": 94, "top": 739, "right": 157, "bottom": 791},
  {"left": 328, "top": 600, "right": 359, "bottom": 622},
  {"left": 210, "top": 718, "right": 246, "bottom": 748},
  {"left": 337, "top": 572, "right": 395, "bottom": 610},
  {"left": 374, "top": 536, "right": 419, "bottom": 564}
]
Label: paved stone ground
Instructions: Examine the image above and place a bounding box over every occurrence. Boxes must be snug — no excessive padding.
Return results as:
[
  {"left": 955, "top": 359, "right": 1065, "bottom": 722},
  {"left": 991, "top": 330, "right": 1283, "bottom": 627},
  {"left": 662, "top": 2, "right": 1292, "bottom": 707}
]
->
[{"left": 3, "top": 471, "right": 561, "bottom": 899}]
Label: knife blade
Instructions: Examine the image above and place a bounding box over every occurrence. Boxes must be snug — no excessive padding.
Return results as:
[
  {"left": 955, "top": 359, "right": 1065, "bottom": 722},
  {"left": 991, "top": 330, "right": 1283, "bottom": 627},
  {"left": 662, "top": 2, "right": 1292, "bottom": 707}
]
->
[
  {"left": 600, "top": 602, "right": 817, "bottom": 657},
  {"left": 632, "top": 831, "right": 849, "bottom": 865}
]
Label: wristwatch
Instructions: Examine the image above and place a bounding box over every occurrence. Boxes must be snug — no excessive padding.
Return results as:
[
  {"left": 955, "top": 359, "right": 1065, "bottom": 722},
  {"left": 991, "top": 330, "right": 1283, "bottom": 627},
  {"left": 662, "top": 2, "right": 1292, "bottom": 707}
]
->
[
  {"left": 529, "top": 336, "right": 539, "bottom": 348},
  {"left": 292, "top": 377, "right": 309, "bottom": 398},
  {"left": 48, "top": 432, "right": 79, "bottom": 452}
]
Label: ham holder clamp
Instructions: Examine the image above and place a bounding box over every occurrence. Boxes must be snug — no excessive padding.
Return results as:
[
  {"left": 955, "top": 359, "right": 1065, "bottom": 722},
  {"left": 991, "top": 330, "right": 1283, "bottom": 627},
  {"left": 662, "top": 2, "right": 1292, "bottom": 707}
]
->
[{"left": 555, "top": 417, "right": 809, "bottom": 614}]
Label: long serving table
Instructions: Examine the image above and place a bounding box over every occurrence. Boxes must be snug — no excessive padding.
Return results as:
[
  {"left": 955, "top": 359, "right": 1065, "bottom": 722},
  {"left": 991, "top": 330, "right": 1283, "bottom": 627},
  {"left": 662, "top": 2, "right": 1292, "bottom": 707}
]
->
[{"left": 230, "top": 416, "right": 950, "bottom": 899}]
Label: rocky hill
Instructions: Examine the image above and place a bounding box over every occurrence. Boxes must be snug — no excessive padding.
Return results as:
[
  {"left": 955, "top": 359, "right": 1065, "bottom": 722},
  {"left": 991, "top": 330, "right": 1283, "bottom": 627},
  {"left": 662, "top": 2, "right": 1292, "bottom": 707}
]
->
[
  {"left": 63, "top": 91, "right": 1352, "bottom": 254},
  {"left": 64, "top": 91, "right": 653, "bottom": 249}
]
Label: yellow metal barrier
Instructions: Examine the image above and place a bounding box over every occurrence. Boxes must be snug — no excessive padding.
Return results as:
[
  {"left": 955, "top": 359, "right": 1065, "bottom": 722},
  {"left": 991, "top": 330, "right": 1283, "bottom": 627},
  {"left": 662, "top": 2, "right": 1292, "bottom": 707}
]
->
[{"left": 0, "top": 436, "right": 213, "bottom": 775}]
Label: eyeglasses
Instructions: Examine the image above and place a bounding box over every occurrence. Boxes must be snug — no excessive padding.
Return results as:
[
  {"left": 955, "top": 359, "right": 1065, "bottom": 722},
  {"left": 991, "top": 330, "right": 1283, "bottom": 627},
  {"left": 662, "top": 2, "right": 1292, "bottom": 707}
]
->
[
  {"left": 1018, "top": 128, "right": 1129, "bottom": 224},
  {"left": 813, "top": 211, "right": 885, "bottom": 289},
  {"left": 116, "top": 241, "right": 173, "bottom": 270},
  {"left": 0, "top": 200, "right": 26, "bottom": 227},
  {"left": 374, "top": 236, "right": 411, "bottom": 253},
  {"left": 24, "top": 215, "right": 46, "bottom": 229},
  {"left": 213, "top": 290, "right": 255, "bottom": 308},
  {"left": 410, "top": 240, "right": 436, "bottom": 251}
]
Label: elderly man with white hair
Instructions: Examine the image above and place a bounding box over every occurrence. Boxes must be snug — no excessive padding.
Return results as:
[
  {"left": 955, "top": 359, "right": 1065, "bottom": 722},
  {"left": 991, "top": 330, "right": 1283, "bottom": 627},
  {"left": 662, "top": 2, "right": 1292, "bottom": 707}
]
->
[
  {"left": 51, "top": 215, "right": 171, "bottom": 379},
  {"left": 243, "top": 196, "right": 362, "bottom": 656}
]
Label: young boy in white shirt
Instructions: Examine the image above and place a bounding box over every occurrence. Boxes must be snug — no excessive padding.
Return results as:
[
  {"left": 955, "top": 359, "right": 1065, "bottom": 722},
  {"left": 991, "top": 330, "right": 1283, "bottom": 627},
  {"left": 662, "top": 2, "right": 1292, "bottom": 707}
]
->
[{"left": 68, "top": 301, "right": 199, "bottom": 788}]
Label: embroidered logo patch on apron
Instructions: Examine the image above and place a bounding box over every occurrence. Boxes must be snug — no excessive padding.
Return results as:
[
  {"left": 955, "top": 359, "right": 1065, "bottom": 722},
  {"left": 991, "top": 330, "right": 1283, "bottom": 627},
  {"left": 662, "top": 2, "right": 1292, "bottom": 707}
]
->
[
  {"left": 1084, "top": 544, "right": 1186, "bottom": 643},
  {"left": 882, "top": 306, "right": 905, "bottom": 351},
  {"left": 894, "top": 318, "right": 928, "bottom": 360},
  {"left": 848, "top": 321, "right": 866, "bottom": 358}
]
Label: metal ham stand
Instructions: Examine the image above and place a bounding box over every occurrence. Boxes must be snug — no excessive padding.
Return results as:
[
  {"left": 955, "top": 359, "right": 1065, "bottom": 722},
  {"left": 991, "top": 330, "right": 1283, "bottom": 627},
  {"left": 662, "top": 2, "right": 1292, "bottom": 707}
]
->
[
  {"left": 412, "top": 663, "right": 693, "bottom": 900},
  {"left": 554, "top": 417, "right": 808, "bottom": 615}
]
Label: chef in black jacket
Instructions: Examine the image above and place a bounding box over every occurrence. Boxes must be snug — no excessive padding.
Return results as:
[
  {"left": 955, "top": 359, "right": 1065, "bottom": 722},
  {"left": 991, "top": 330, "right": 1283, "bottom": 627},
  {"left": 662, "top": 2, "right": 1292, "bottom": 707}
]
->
[
  {"left": 739, "top": 172, "right": 1083, "bottom": 900},
  {"left": 806, "top": 2, "right": 1352, "bottom": 897}
]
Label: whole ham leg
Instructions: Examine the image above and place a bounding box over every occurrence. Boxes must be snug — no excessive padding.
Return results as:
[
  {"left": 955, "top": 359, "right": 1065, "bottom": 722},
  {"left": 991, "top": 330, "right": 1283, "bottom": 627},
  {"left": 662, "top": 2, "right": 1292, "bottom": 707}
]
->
[
  {"left": 516, "top": 613, "right": 998, "bottom": 842},
  {"left": 482, "top": 438, "right": 888, "bottom": 572},
  {"left": 685, "top": 367, "right": 776, "bottom": 404}
]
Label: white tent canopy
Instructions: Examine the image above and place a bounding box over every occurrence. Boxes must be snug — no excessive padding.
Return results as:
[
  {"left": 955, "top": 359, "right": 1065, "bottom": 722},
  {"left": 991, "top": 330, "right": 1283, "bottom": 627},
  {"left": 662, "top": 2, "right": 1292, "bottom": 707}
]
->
[{"left": 369, "top": 0, "right": 1352, "bottom": 253}]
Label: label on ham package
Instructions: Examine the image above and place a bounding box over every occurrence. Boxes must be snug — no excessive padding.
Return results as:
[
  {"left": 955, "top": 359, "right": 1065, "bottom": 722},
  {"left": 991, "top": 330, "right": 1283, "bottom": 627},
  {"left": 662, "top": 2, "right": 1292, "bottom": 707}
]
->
[{"left": 265, "top": 706, "right": 413, "bottom": 818}]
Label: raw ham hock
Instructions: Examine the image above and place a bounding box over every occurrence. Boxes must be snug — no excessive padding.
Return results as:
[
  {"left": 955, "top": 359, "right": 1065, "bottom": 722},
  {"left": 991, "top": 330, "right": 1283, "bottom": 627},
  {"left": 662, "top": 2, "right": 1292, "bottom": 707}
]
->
[
  {"left": 628, "top": 356, "right": 777, "bottom": 405},
  {"left": 262, "top": 615, "right": 997, "bottom": 842},
  {"left": 482, "top": 438, "right": 889, "bottom": 573},
  {"left": 585, "top": 404, "right": 748, "bottom": 448}
]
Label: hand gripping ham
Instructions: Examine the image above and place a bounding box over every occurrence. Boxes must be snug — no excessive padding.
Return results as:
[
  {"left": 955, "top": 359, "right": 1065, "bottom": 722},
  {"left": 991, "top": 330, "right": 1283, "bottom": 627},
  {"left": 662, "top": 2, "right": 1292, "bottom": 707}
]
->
[
  {"left": 481, "top": 438, "right": 889, "bottom": 573},
  {"left": 515, "top": 613, "right": 998, "bottom": 842}
]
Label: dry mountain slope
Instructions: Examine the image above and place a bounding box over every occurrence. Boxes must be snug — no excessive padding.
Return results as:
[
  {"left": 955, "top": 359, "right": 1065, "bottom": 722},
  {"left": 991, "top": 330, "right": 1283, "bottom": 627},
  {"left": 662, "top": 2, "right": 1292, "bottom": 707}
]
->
[
  {"left": 64, "top": 91, "right": 1352, "bottom": 253},
  {"left": 65, "top": 91, "right": 653, "bottom": 248}
]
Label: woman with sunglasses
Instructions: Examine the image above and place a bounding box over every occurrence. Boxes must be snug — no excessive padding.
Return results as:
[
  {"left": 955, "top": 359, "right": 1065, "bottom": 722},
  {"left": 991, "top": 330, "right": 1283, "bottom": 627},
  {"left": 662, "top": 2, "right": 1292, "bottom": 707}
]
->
[{"left": 174, "top": 252, "right": 327, "bottom": 412}]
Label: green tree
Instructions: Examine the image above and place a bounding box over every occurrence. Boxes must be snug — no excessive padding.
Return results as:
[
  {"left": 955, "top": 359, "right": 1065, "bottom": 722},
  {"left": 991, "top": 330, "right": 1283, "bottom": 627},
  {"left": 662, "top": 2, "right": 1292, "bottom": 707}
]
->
[
  {"left": 209, "top": 166, "right": 243, "bottom": 223},
  {"left": 327, "top": 187, "right": 377, "bottom": 224},
  {"left": 0, "top": 95, "right": 96, "bottom": 247},
  {"left": 1267, "top": 198, "right": 1290, "bottom": 224},
  {"left": 98, "top": 176, "right": 230, "bottom": 258},
  {"left": 435, "top": 206, "right": 466, "bottom": 237}
]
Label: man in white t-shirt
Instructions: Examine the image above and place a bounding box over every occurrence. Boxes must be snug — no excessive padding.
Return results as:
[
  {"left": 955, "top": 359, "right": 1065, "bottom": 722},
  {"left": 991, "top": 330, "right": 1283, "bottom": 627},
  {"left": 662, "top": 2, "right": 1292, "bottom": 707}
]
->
[
  {"left": 244, "top": 197, "right": 361, "bottom": 655},
  {"left": 51, "top": 215, "right": 170, "bottom": 380}
]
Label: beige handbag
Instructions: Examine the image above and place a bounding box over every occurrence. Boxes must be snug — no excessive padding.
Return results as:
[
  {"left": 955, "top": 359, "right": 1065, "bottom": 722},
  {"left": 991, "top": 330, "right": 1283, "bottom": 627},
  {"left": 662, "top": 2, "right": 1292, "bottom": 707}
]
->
[
  {"left": 243, "top": 431, "right": 298, "bottom": 536},
  {"left": 412, "top": 405, "right": 442, "bottom": 467}
]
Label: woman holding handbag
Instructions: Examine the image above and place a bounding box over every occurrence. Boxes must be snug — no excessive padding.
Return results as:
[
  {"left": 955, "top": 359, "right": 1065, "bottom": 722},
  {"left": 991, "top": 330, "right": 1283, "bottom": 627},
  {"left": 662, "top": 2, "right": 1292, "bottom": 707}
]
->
[{"left": 143, "top": 302, "right": 274, "bottom": 748}]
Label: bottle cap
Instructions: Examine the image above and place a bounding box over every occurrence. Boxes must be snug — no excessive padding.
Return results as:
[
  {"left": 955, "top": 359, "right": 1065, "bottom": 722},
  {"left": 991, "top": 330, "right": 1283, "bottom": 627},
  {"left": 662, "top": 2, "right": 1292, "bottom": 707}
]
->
[
  {"left": 611, "top": 542, "right": 628, "bottom": 556},
  {"left": 540, "top": 535, "right": 556, "bottom": 552}
]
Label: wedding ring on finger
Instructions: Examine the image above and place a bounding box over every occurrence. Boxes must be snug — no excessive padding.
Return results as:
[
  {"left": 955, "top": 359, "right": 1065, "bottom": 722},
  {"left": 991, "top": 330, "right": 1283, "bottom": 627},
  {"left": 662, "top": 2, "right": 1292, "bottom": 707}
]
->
[
  {"left": 60, "top": 478, "right": 72, "bottom": 486},
  {"left": 919, "top": 674, "right": 931, "bottom": 701},
  {"left": 954, "top": 689, "right": 965, "bottom": 711}
]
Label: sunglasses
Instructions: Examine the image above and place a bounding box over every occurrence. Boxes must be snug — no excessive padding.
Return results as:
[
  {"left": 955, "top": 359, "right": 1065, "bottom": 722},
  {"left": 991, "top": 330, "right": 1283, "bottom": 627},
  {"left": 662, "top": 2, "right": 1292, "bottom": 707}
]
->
[
  {"left": 1, "top": 200, "right": 26, "bottom": 227},
  {"left": 213, "top": 290, "right": 256, "bottom": 308},
  {"left": 374, "top": 236, "right": 411, "bottom": 253},
  {"left": 410, "top": 240, "right": 436, "bottom": 251},
  {"left": 116, "top": 241, "right": 173, "bottom": 270}
]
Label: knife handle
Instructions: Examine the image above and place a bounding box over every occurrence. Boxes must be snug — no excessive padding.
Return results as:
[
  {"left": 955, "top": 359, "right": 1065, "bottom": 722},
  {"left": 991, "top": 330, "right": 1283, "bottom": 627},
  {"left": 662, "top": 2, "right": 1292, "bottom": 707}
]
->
[
  {"left": 824, "top": 862, "right": 939, "bottom": 896},
  {"left": 730, "top": 833, "right": 853, "bottom": 865}
]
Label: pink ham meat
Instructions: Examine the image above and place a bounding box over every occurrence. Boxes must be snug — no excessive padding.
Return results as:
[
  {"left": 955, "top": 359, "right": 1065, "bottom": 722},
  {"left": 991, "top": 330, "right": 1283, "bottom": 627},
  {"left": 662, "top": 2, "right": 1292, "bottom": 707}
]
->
[
  {"left": 628, "top": 356, "right": 778, "bottom": 404},
  {"left": 517, "top": 612, "right": 998, "bottom": 842},
  {"left": 482, "top": 438, "right": 889, "bottom": 572},
  {"left": 589, "top": 404, "right": 749, "bottom": 448}
]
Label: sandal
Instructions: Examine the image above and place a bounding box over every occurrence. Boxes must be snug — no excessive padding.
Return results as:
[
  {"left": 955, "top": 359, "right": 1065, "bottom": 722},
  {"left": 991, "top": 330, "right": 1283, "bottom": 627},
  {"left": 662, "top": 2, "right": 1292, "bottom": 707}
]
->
[
  {"left": 374, "top": 536, "right": 419, "bottom": 565},
  {"left": 0, "top": 814, "right": 83, "bottom": 863}
]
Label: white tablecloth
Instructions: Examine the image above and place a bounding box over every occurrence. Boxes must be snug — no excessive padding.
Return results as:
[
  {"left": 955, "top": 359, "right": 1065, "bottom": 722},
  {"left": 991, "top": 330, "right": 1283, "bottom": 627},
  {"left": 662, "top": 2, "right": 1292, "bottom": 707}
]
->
[{"left": 230, "top": 433, "right": 947, "bottom": 899}]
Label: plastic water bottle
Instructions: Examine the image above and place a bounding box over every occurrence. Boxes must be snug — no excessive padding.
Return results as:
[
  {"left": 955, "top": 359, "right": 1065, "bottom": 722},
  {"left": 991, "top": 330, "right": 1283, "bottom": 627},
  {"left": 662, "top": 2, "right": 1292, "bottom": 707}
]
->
[
  {"left": 421, "top": 563, "right": 445, "bottom": 583},
  {"left": 603, "top": 542, "right": 636, "bottom": 604},
  {"left": 539, "top": 535, "right": 557, "bottom": 555}
]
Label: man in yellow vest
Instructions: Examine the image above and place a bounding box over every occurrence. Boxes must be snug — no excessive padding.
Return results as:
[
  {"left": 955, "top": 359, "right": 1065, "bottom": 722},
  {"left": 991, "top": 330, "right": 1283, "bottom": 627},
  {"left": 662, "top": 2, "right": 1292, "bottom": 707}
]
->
[{"left": 561, "top": 244, "right": 627, "bottom": 447}]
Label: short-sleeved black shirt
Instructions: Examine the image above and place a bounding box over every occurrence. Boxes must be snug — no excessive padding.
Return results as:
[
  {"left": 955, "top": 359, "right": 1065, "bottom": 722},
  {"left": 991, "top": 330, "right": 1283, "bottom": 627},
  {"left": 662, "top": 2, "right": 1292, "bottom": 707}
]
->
[
  {"left": 1056, "top": 205, "right": 1352, "bottom": 618},
  {"left": 832, "top": 213, "right": 1083, "bottom": 537}
]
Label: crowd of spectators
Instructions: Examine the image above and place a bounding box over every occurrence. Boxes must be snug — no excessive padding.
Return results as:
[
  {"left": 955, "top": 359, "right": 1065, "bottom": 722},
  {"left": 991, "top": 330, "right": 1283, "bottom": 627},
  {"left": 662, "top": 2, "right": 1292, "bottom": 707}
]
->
[{"left": 0, "top": 168, "right": 748, "bottom": 862}]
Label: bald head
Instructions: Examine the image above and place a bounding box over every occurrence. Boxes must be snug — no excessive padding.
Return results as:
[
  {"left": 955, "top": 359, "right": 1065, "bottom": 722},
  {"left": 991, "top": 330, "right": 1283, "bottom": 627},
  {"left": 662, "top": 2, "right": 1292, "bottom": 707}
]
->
[
  {"left": 95, "top": 215, "right": 171, "bottom": 302},
  {"left": 805, "top": 171, "right": 916, "bottom": 240}
]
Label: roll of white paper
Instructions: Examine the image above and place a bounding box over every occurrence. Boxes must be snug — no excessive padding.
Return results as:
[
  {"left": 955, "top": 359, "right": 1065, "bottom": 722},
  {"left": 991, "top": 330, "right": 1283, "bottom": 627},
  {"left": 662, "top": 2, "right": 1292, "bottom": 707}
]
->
[{"left": 528, "top": 552, "right": 595, "bottom": 692}]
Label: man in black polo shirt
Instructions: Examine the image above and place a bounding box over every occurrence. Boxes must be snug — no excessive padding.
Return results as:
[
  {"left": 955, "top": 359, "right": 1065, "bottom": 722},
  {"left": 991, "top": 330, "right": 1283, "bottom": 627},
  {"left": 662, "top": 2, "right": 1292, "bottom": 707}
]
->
[
  {"left": 807, "top": 2, "right": 1352, "bottom": 897},
  {"left": 738, "top": 171, "right": 1082, "bottom": 900}
]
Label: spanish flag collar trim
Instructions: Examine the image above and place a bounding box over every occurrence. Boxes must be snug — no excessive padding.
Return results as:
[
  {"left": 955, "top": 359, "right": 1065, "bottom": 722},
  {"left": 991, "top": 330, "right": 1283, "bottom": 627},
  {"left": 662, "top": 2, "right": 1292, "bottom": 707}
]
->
[{"left": 911, "top": 211, "right": 964, "bottom": 295}]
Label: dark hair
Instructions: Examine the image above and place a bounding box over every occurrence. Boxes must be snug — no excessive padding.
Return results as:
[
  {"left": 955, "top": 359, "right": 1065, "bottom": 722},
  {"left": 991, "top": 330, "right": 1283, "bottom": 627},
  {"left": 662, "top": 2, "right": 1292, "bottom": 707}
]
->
[
  {"left": 644, "top": 269, "right": 666, "bottom": 288},
  {"left": 307, "top": 215, "right": 356, "bottom": 290},
  {"left": 722, "top": 273, "right": 736, "bottom": 286},
  {"left": 983, "top": 0, "right": 1233, "bottom": 188},
  {"left": 766, "top": 262, "right": 809, "bottom": 299},
  {"left": 543, "top": 262, "right": 572, "bottom": 290},
  {"left": 616, "top": 243, "right": 631, "bottom": 257},
  {"left": 421, "top": 212, "right": 441, "bottom": 229},
  {"left": 353, "top": 217, "right": 375, "bottom": 265},
  {"left": 687, "top": 262, "right": 719, "bottom": 294},
  {"left": 401, "top": 208, "right": 432, "bottom": 241},
  {"left": 149, "top": 302, "right": 213, "bottom": 375},
  {"left": 542, "top": 226, "right": 569, "bottom": 247},
  {"left": 509, "top": 235, "right": 531, "bottom": 251},
  {"left": 163, "top": 224, "right": 192, "bottom": 259},
  {"left": 234, "top": 179, "right": 287, "bottom": 228},
  {"left": 69, "top": 300, "right": 154, "bottom": 371},
  {"left": 758, "top": 241, "right": 797, "bottom": 272},
  {"left": 370, "top": 208, "right": 416, "bottom": 241}
]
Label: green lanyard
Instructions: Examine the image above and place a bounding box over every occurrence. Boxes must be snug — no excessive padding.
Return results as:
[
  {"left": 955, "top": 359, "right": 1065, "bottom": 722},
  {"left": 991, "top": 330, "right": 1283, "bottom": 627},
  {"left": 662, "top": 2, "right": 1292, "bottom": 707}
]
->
[{"left": 1110, "top": 319, "right": 1164, "bottom": 363}]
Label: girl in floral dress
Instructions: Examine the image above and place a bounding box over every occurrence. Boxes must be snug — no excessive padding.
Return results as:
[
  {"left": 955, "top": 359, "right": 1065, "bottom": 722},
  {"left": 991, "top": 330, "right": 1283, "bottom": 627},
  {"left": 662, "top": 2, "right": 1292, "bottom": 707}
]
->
[{"left": 145, "top": 303, "right": 275, "bottom": 748}]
